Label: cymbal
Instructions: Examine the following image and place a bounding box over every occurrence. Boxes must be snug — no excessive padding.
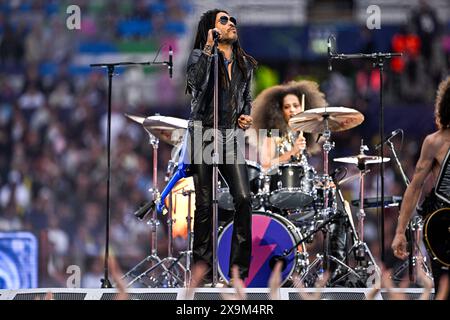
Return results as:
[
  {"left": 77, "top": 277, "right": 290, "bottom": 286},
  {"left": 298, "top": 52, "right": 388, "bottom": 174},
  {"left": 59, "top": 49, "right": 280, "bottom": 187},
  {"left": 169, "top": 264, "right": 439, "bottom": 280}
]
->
[
  {"left": 289, "top": 106, "right": 364, "bottom": 133},
  {"left": 124, "top": 114, "right": 146, "bottom": 124},
  {"left": 144, "top": 115, "right": 188, "bottom": 146},
  {"left": 125, "top": 114, "right": 188, "bottom": 146},
  {"left": 333, "top": 155, "right": 390, "bottom": 165}
]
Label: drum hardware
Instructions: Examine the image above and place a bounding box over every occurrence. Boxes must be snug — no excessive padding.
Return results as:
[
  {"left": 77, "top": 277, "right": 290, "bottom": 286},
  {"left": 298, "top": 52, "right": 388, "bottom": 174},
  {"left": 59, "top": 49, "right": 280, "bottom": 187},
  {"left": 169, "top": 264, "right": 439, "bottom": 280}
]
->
[
  {"left": 283, "top": 107, "right": 367, "bottom": 287},
  {"left": 338, "top": 170, "right": 369, "bottom": 186},
  {"left": 160, "top": 189, "right": 196, "bottom": 288},
  {"left": 268, "top": 210, "right": 344, "bottom": 282},
  {"left": 289, "top": 107, "right": 362, "bottom": 221},
  {"left": 122, "top": 114, "right": 189, "bottom": 288},
  {"left": 334, "top": 140, "right": 390, "bottom": 242},
  {"left": 288, "top": 106, "right": 365, "bottom": 216},
  {"left": 297, "top": 253, "right": 324, "bottom": 287},
  {"left": 182, "top": 189, "right": 195, "bottom": 287},
  {"left": 300, "top": 177, "right": 379, "bottom": 288},
  {"left": 327, "top": 140, "right": 382, "bottom": 287}
]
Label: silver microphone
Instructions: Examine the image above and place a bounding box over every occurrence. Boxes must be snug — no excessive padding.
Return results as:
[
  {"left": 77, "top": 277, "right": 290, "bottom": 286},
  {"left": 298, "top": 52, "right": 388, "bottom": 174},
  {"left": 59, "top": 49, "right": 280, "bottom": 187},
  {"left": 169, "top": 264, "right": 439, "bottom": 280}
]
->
[
  {"left": 168, "top": 46, "right": 173, "bottom": 78},
  {"left": 328, "top": 36, "right": 332, "bottom": 71}
]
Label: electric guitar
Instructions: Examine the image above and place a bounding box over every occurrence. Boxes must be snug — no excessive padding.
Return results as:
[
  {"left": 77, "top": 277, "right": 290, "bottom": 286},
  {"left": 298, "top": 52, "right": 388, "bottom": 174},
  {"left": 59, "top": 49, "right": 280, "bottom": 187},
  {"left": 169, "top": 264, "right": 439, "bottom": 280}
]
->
[
  {"left": 422, "top": 206, "right": 450, "bottom": 267},
  {"left": 422, "top": 147, "right": 450, "bottom": 267}
]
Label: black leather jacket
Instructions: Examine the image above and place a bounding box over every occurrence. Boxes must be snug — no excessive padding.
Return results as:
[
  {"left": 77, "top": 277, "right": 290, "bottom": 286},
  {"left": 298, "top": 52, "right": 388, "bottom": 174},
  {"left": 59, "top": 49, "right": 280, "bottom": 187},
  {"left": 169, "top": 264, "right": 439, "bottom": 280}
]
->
[{"left": 186, "top": 49, "right": 254, "bottom": 129}]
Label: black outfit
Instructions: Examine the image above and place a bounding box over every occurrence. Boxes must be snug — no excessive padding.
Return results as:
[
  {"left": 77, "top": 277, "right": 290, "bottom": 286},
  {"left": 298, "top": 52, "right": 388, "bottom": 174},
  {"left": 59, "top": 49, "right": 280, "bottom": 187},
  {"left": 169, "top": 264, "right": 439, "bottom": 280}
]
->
[{"left": 186, "top": 48, "right": 254, "bottom": 280}]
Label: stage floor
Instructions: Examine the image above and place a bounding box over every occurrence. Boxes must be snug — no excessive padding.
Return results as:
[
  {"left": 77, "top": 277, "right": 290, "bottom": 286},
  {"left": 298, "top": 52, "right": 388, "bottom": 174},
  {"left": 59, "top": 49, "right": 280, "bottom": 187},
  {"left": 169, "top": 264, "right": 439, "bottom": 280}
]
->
[{"left": 0, "top": 287, "right": 434, "bottom": 300}]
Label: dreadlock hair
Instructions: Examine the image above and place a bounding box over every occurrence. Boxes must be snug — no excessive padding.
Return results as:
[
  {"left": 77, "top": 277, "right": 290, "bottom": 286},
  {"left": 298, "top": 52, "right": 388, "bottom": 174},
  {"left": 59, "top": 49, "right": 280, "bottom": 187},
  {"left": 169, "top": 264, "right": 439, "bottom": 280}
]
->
[
  {"left": 435, "top": 76, "right": 450, "bottom": 130},
  {"left": 188, "top": 9, "right": 257, "bottom": 93}
]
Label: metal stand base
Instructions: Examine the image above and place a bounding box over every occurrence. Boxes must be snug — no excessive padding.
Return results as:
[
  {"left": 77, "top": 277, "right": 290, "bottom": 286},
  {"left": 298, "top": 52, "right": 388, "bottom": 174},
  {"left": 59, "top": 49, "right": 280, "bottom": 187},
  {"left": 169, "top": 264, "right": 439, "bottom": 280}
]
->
[{"left": 121, "top": 254, "right": 186, "bottom": 288}]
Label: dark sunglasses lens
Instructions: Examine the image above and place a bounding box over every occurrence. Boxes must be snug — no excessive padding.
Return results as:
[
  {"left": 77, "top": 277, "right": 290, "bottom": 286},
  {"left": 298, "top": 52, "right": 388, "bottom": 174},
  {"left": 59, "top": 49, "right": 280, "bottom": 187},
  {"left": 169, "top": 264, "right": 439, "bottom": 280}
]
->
[
  {"left": 230, "top": 17, "right": 237, "bottom": 25},
  {"left": 219, "top": 16, "right": 228, "bottom": 25}
]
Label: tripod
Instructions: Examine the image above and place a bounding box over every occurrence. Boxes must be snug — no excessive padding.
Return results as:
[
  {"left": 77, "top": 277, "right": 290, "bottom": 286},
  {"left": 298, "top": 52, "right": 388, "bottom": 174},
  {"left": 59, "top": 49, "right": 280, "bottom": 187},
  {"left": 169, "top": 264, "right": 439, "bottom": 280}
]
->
[{"left": 386, "top": 139, "right": 433, "bottom": 283}]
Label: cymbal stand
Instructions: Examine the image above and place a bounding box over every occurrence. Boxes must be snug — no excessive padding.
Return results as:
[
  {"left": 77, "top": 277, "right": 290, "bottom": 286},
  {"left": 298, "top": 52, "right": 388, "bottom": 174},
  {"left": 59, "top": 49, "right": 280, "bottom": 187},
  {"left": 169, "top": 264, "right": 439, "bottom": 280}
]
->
[
  {"left": 386, "top": 140, "right": 432, "bottom": 283},
  {"left": 342, "top": 141, "right": 381, "bottom": 285},
  {"left": 122, "top": 129, "right": 181, "bottom": 287},
  {"left": 183, "top": 189, "right": 194, "bottom": 287},
  {"left": 155, "top": 191, "right": 186, "bottom": 287},
  {"left": 320, "top": 113, "right": 335, "bottom": 216},
  {"left": 148, "top": 131, "right": 161, "bottom": 260},
  {"left": 318, "top": 114, "right": 335, "bottom": 271},
  {"left": 163, "top": 189, "right": 194, "bottom": 287}
]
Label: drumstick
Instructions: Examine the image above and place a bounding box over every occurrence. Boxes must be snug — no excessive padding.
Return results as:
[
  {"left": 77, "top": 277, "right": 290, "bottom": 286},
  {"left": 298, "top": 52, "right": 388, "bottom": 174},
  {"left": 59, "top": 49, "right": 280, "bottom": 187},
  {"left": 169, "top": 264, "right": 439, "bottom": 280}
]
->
[
  {"left": 299, "top": 94, "right": 305, "bottom": 139},
  {"left": 293, "top": 94, "right": 305, "bottom": 159}
]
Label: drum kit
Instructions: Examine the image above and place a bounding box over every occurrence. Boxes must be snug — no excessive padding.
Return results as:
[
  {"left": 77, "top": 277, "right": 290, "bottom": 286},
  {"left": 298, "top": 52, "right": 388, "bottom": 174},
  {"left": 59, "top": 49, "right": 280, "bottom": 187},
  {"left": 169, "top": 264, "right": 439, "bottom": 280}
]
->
[{"left": 122, "top": 106, "right": 394, "bottom": 288}]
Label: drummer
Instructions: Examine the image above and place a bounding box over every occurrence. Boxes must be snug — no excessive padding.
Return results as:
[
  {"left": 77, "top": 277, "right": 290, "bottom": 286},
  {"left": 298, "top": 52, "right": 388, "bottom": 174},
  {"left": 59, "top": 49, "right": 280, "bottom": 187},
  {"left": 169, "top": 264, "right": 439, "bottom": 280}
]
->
[
  {"left": 250, "top": 80, "right": 327, "bottom": 170},
  {"left": 250, "top": 80, "right": 348, "bottom": 284}
]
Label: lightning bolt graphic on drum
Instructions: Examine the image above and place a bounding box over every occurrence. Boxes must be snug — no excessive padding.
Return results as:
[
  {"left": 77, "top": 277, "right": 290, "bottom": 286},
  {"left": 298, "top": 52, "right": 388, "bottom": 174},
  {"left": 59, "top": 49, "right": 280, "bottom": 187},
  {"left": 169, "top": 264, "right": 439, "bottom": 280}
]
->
[{"left": 246, "top": 217, "right": 277, "bottom": 286}]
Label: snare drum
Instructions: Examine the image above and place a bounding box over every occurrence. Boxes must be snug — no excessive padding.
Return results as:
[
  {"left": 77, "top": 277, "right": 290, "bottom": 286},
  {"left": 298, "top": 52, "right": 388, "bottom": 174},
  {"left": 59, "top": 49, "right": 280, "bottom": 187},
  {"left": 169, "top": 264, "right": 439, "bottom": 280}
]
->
[
  {"left": 267, "top": 163, "right": 316, "bottom": 209},
  {"left": 218, "top": 211, "right": 308, "bottom": 287}
]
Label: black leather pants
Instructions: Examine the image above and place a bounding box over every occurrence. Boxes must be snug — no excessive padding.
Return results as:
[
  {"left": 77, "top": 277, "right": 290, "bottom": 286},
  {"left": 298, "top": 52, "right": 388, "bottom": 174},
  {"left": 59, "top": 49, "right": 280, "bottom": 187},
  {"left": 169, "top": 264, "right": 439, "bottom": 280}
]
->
[{"left": 191, "top": 153, "right": 252, "bottom": 281}]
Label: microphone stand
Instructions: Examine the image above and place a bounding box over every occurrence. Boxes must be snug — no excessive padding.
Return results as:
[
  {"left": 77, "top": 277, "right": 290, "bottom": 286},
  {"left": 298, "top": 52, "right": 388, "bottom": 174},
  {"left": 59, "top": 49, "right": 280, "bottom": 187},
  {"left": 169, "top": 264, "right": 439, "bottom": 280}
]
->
[
  {"left": 90, "top": 58, "right": 171, "bottom": 288},
  {"left": 212, "top": 35, "right": 220, "bottom": 287},
  {"left": 329, "top": 40, "right": 402, "bottom": 263}
]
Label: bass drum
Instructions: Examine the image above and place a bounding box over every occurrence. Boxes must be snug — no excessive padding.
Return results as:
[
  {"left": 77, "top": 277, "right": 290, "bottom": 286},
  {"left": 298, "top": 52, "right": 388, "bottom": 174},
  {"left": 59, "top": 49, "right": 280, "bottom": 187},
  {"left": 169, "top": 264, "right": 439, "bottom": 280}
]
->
[{"left": 218, "top": 212, "right": 308, "bottom": 288}]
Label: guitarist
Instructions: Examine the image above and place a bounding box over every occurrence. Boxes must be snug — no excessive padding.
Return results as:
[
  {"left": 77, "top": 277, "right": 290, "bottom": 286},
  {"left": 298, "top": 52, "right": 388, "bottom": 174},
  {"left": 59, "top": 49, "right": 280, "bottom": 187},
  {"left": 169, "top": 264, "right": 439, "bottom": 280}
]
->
[{"left": 392, "top": 76, "right": 450, "bottom": 297}]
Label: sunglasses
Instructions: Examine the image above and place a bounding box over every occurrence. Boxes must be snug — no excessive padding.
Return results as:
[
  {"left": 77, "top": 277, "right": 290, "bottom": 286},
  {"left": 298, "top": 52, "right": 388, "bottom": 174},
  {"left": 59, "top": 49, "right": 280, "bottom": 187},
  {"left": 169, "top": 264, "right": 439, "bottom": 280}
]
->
[{"left": 219, "top": 15, "right": 237, "bottom": 26}]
